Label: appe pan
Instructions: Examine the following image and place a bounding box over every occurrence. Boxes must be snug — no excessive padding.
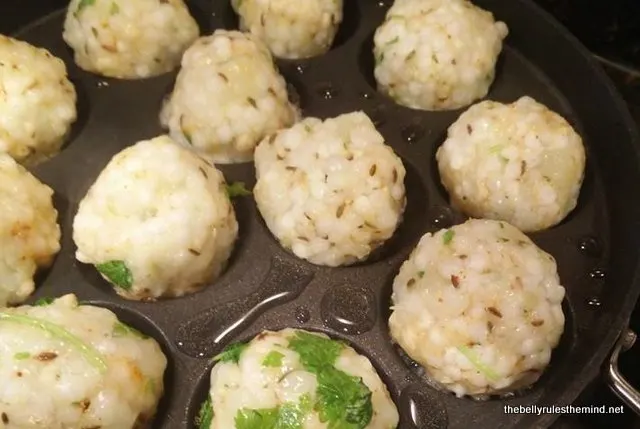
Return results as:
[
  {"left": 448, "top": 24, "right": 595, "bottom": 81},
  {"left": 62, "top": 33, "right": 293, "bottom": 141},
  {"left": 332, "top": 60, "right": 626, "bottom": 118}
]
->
[{"left": 2, "top": 0, "right": 640, "bottom": 428}]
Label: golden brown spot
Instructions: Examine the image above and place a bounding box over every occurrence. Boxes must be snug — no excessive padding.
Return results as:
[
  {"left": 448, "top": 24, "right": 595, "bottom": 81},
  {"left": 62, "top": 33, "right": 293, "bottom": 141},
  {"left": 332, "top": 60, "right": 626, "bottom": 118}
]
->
[
  {"left": 450, "top": 275, "right": 460, "bottom": 288},
  {"left": 260, "top": 13, "right": 265, "bottom": 26},
  {"left": 188, "top": 248, "right": 201, "bottom": 256},
  {"left": 531, "top": 320, "right": 544, "bottom": 327},
  {"left": 277, "top": 154, "right": 284, "bottom": 160},
  {"left": 392, "top": 168, "right": 398, "bottom": 183},
  {"left": 467, "top": 124, "right": 473, "bottom": 134},
  {"left": 487, "top": 307, "right": 503, "bottom": 318},
  {"left": 36, "top": 351, "right": 58, "bottom": 361},
  {"left": 297, "top": 236, "right": 309, "bottom": 242},
  {"left": 286, "top": 166, "right": 297, "bottom": 171},
  {"left": 218, "top": 72, "right": 228, "bottom": 82},
  {"left": 75, "top": 399, "right": 91, "bottom": 412},
  {"left": 459, "top": 254, "right": 468, "bottom": 259},
  {"left": 199, "top": 167, "right": 208, "bottom": 178},
  {"left": 407, "top": 278, "right": 416, "bottom": 287},
  {"left": 2, "top": 412, "right": 8, "bottom": 424},
  {"left": 369, "top": 164, "right": 377, "bottom": 176},
  {"left": 520, "top": 160, "right": 527, "bottom": 176},
  {"left": 10, "top": 223, "right": 31, "bottom": 237},
  {"left": 336, "top": 203, "right": 346, "bottom": 218},
  {"left": 127, "top": 361, "right": 144, "bottom": 384},
  {"left": 16, "top": 371, "right": 22, "bottom": 377},
  {"left": 268, "top": 88, "right": 277, "bottom": 97},
  {"left": 101, "top": 43, "right": 117, "bottom": 52},
  {"left": 247, "top": 97, "right": 257, "bottom": 108},
  {"left": 487, "top": 321, "right": 494, "bottom": 332}
]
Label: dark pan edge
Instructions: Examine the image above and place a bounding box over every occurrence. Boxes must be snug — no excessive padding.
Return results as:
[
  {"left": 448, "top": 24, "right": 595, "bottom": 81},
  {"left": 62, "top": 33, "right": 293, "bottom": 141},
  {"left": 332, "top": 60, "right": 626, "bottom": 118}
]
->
[{"left": 506, "top": 0, "right": 640, "bottom": 426}]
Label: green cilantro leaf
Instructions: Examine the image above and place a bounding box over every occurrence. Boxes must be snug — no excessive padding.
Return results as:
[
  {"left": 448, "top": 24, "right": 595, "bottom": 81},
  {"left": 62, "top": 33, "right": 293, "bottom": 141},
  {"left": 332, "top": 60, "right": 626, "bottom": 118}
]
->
[
  {"left": 14, "top": 352, "right": 30, "bottom": 360},
  {"left": 145, "top": 378, "right": 157, "bottom": 394},
  {"left": 76, "top": 0, "right": 96, "bottom": 14},
  {"left": 225, "top": 182, "right": 252, "bottom": 198},
  {"left": 195, "top": 394, "right": 214, "bottom": 429},
  {"left": 315, "top": 367, "right": 373, "bottom": 428},
  {"left": 287, "top": 331, "right": 372, "bottom": 429},
  {"left": 287, "top": 331, "right": 344, "bottom": 372},
  {"left": 276, "top": 399, "right": 310, "bottom": 429},
  {"left": 34, "top": 297, "right": 54, "bottom": 306},
  {"left": 235, "top": 408, "right": 279, "bottom": 429},
  {"left": 443, "top": 229, "right": 455, "bottom": 245},
  {"left": 113, "top": 321, "right": 148, "bottom": 339},
  {"left": 262, "top": 350, "right": 285, "bottom": 367},
  {"left": 489, "top": 144, "right": 503, "bottom": 154},
  {"left": 213, "top": 341, "right": 248, "bottom": 364},
  {"left": 235, "top": 395, "right": 312, "bottom": 429},
  {"left": 457, "top": 345, "right": 500, "bottom": 382},
  {"left": 95, "top": 260, "right": 133, "bottom": 290}
]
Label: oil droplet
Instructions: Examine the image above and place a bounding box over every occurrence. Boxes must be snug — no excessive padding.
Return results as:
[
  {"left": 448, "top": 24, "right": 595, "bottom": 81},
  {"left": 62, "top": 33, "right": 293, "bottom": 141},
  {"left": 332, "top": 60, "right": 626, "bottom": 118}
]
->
[
  {"left": 587, "top": 297, "right": 602, "bottom": 307},
  {"left": 377, "top": 0, "right": 391, "bottom": 7},
  {"left": 401, "top": 124, "right": 424, "bottom": 144},
  {"left": 317, "top": 83, "right": 339, "bottom": 99},
  {"left": 97, "top": 81, "right": 110, "bottom": 88},
  {"left": 174, "top": 257, "right": 314, "bottom": 358},
  {"left": 360, "top": 91, "right": 374, "bottom": 100},
  {"left": 399, "top": 387, "right": 448, "bottom": 429},
  {"left": 429, "top": 207, "right": 454, "bottom": 228},
  {"left": 589, "top": 269, "right": 606, "bottom": 280},
  {"left": 295, "top": 306, "right": 310, "bottom": 324},
  {"left": 295, "top": 64, "right": 307, "bottom": 75},
  {"left": 578, "top": 236, "right": 602, "bottom": 257},
  {"left": 321, "top": 285, "right": 376, "bottom": 335},
  {"left": 367, "top": 107, "right": 386, "bottom": 127}
]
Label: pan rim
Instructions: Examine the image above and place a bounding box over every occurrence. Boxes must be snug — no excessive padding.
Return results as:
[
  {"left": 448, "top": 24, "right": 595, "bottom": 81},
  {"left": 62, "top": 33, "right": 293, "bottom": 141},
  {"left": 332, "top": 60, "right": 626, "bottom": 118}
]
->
[{"left": 499, "top": 0, "right": 640, "bottom": 425}]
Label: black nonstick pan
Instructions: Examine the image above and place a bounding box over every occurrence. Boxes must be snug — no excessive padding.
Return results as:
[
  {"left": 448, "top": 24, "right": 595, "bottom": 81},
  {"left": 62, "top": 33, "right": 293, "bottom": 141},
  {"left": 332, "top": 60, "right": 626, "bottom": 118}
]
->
[{"left": 2, "top": 0, "right": 640, "bottom": 428}]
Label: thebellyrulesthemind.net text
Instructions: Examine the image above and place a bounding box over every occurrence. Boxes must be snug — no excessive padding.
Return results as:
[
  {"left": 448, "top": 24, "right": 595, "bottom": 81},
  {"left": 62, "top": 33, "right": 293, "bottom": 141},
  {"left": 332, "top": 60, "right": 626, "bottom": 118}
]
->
[{"left": 504, "top": 405, "right": 624, "bottom": 415}]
